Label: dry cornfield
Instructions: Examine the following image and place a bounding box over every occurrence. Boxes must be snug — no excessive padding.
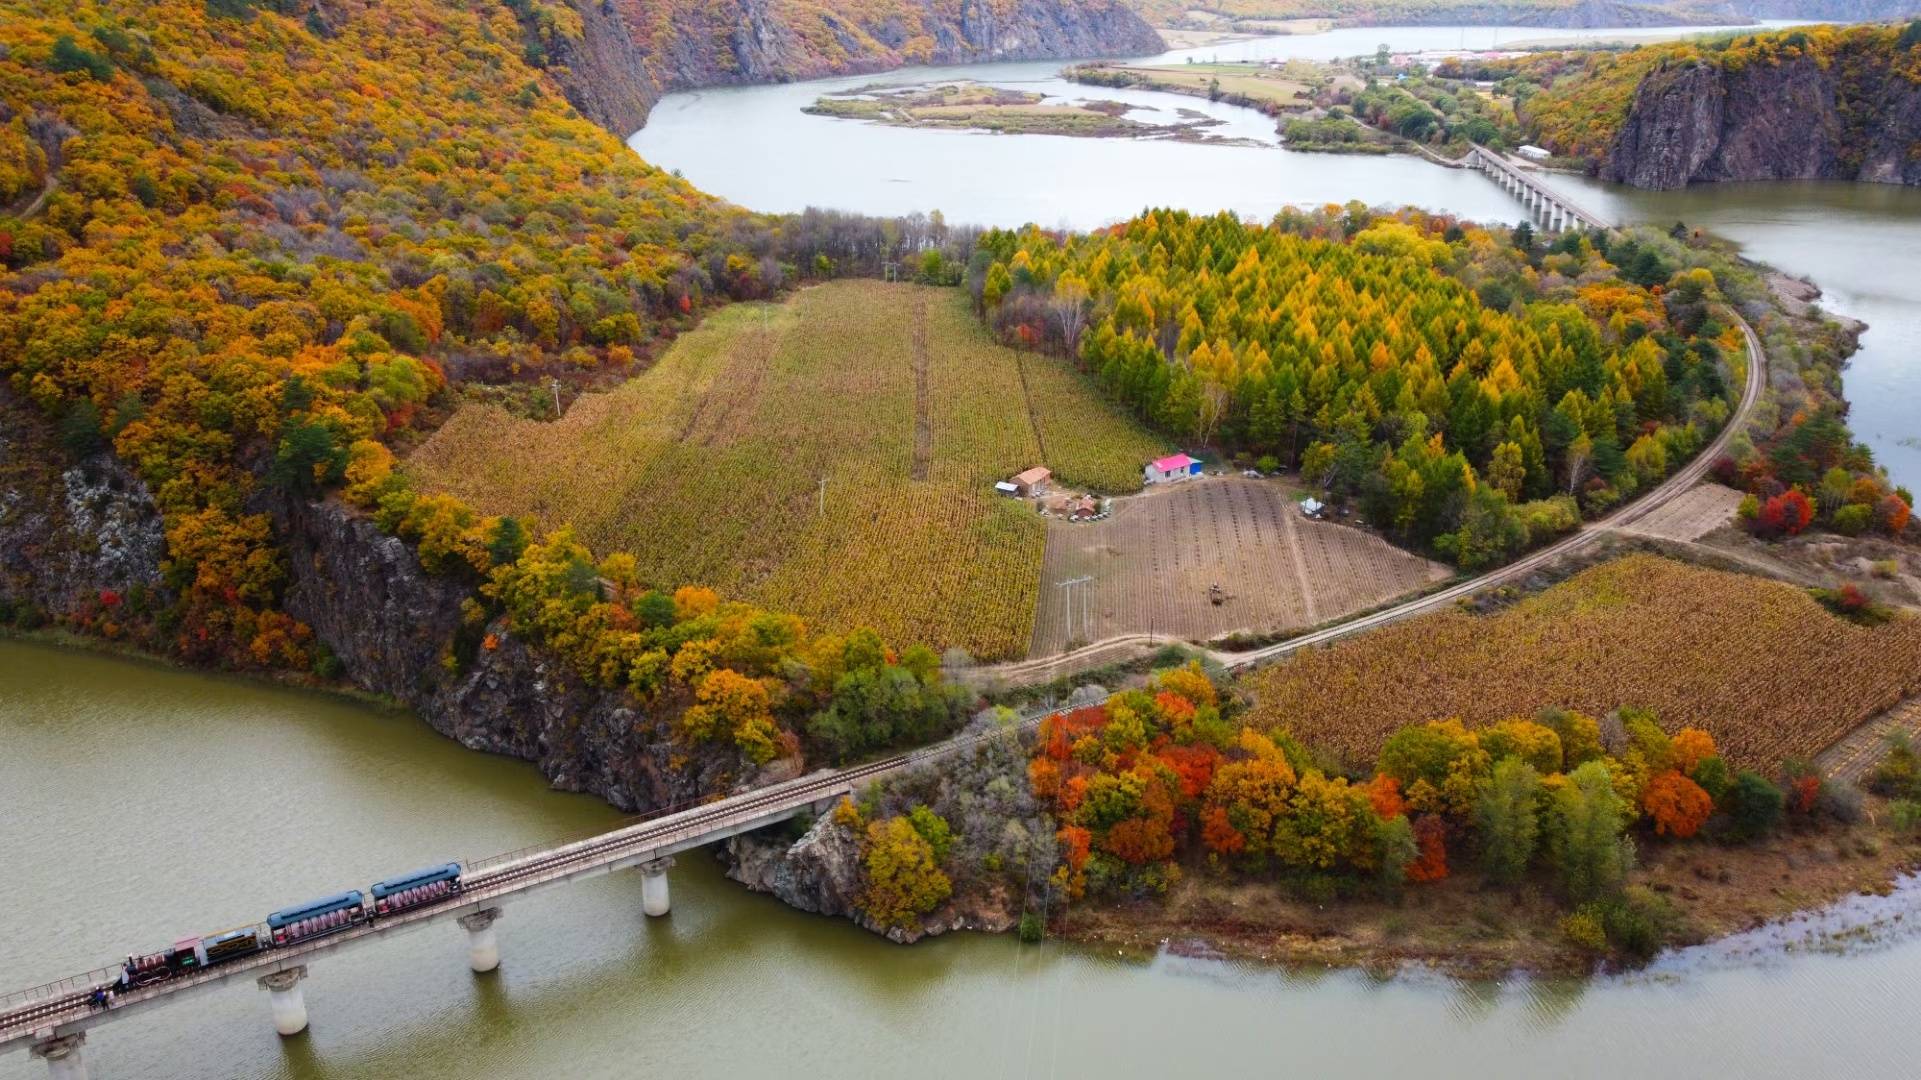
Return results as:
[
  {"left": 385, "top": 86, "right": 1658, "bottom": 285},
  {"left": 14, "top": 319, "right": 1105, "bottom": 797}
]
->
[
  {"left": 405, "top": 281, "right": 1167, "bottom": 659},
  {"left": 1243, "top": 554, "right": 1921, "bottom": 767}
]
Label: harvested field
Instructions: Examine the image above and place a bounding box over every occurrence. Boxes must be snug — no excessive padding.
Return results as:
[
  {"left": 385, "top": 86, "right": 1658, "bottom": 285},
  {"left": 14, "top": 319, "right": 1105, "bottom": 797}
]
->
[
  {"left": 1030, "top": 478, "right": 1449, "bottom": 656},
  {"left": 1242, "top": 554, "right": 1921, "bottom": 768},
  {"left": 404, "top": 282, "right": 1166, "bottom": 660},
  {"left": 1624, "top": 482, "right": 1745, "bottom": 542}
]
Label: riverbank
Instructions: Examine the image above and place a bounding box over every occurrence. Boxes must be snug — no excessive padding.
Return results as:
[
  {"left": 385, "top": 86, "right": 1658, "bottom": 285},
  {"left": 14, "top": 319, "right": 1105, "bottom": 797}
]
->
[{"left": 1061, "top": 808, "right": 1921, "bottom": 979}]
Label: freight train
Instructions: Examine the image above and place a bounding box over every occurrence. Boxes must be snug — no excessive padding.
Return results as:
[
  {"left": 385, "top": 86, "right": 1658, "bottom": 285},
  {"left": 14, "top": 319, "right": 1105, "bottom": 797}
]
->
[{"left": 108, "top": 863, "right": 464, "bottom": 998}]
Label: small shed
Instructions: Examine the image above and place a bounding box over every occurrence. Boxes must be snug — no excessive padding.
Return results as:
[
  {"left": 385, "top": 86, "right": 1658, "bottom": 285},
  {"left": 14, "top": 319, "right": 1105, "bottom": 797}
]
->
[
  {"left": 1300, "top": 497, "right": 1325, "bottom": 518},
  {"left": 1517, "top": 145, "right": 1551, "bottom": 161},
  {"left": 1012, "top": 466, "right": 1052, "bottom": 497},
  {"left": 1144, "top": 453, "right": 1202, "bottom": 486},
  {"left": 1068, "top": 495, "right": 1099, "bottom": 521},
  {"left": 994, "top": 481, "right": 1020, "bottom": 496}
]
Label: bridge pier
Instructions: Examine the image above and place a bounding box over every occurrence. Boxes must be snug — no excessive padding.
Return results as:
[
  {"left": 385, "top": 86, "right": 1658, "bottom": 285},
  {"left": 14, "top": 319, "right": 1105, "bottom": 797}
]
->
[
  {"left": 458, "top": 908, "right": 503, "bottom": 973},
  {"left": 257, "top": 966, "right": 309, "bottom": 1037},
  {"left": 30, "top": 1033, "right": 87, "bottom": 1080},
  {"left": 639, "top": 856, "right": 675, "bottom": 917}
]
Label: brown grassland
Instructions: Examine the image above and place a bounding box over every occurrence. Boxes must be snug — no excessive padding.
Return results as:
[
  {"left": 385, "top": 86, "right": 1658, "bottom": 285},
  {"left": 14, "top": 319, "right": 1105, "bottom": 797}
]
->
[
  {"left": 1243, "top": 554, "right": 1921, "bottom": 767},
  {"left": 405, "top": 281, "right": 1168, "bottom": 660}
]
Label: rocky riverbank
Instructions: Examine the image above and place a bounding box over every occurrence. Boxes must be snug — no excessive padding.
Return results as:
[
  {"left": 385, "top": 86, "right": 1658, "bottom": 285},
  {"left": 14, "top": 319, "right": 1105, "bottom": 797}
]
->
[{"left": 541, "top": 0, "right": 1165, "bottom": 137}]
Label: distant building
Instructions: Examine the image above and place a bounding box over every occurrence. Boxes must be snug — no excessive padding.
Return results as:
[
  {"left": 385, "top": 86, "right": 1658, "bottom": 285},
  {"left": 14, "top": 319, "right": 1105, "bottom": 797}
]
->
[
  {"left": 1300, "top": 497, "right": 1325, "bottom": 518},
  {"left": 1144, "top": 453, "right": 1202, "bottom": 485},
  {"left": 1011, "top": 466, "right": 1052, "bottom": 496},
  {"left": 1517, "top": 145, "right": 1551, "bottom": 161}
]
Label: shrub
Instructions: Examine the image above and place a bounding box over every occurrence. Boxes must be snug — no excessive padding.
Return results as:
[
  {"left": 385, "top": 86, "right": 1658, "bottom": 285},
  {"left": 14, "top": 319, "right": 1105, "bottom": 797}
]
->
[
  {"left": 1018, "top": 911, "right": 1044, "bottom": 943},
  {"left": 1871, "top": 734, "right": 1921, "bottom": 797},
  {"left": 1561, "top": 907, "right": 1608, "bottom": 952},
  {"left": 1723, "top": 771, "right": 1784, "bottom": 841}
]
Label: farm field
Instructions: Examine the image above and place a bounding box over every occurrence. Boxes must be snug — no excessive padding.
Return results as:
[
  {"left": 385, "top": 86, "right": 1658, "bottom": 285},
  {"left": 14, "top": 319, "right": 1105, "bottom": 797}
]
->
[
  {"left": 1623, "top": 482, "right": 1745, "bottom": 542},
  {"left": 1243, "top": 554, "right": 1921, "bottom": 768},
  {"left": 1030, "top": 478, "right": 1450, "bottom": 656},
  {"left": 405, "top": 281, "right": 1167, "bottom": 660}
]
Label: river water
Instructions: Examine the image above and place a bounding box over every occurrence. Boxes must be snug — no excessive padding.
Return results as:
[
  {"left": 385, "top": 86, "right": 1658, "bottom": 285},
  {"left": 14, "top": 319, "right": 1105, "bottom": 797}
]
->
[
  {"left": 631, "top": 20, "right": 1917, "bottom": 485},
  {"left": 9, "top": 639, "right": 1921, "bottom": 1079}
]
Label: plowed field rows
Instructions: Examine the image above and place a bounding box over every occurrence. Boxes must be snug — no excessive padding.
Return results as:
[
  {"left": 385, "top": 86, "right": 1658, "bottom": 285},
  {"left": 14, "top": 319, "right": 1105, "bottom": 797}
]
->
[
  {"left": 1030, "top": 478, "right": 1450, "bottom": 655},
  {"left": 1626, "top": 482, "right": 1745, "bottom": 542}
]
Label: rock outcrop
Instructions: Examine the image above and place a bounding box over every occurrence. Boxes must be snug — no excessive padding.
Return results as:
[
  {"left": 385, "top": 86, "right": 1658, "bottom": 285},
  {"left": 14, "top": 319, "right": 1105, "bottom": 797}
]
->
[
  {"left": 722, "top": 815, "right": 1020, "bottom": 943},
  {"left": 542, "top": 0, "right": 1164, "bottom": 136},
  {"left": 272, "top": 495, "right": 751, "bottom": 813},
  {"left": 1600, "top": 51, "right": 1921, "bottom": 189},
  {"left": 0, "top": 392, "right": 171, "bottom": 630}
]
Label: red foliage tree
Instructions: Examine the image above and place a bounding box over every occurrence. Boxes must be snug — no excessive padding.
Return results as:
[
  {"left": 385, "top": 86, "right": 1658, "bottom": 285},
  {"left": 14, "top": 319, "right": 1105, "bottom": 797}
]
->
[
  {"left": 1880, "top": 493, "right": 1912, "bottom": 535},
  {"left": 1405, "top": 815, "right": 1449, "bottom": 882},
  {"left": 1101, "top": 816, "right": 1176, "bottom": 865},
  {"left": 1364, "top": 774, "right": 1406, "bottom": 820},
  {"left": 1756, "top": 489, "right": 1813, "bottom": 537},
  {"left": 1200, "top": 805, "right": 1246, "bottom": 855},
  {"left": 1642, "top": 771, "right": 1713, "bottom": 838},
  {"left": 1786, "top": 774, "right": 1820, "bottom": 815}
]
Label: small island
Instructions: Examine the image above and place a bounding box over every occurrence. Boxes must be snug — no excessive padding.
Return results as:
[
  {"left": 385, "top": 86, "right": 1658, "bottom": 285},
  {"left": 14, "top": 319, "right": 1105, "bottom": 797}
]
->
[{"left": 804, "top": 80, "right": 1241, "bottom": 142}]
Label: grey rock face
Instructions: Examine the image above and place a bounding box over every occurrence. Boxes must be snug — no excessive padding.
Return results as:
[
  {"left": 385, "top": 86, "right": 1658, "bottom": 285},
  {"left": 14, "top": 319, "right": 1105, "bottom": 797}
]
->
[
  {"left": 1601, "top": 53, "right": 1921, "bottom": 190},
  {"left": 273, "top": 496, "right": 748, "bottom": 814},
  {"left": 0, "top": 394, "right": 170, "bottom": 618}
]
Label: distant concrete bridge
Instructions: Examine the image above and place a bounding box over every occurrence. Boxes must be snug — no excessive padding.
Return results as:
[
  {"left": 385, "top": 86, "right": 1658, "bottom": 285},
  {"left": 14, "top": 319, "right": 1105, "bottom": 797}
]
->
[
  {"left": 1466, "top": 146, "right": 1610, "bottom": 233},
  {"left": 0, "top": 713, "right": 1054, "bottom": 1078}
]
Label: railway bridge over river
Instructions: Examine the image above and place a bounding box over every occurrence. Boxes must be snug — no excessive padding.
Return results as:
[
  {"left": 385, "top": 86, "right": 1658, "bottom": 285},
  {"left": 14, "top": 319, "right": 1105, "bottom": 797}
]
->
[
  {"left": 1466, "top": 146, "right": 1610, "bottom": 233},
  {"left": 0, "top": 716, "right": 1051, "bottom": 1078},
  {"left": 5, "top": 172, "right": 1754, "bottom": 1080}
]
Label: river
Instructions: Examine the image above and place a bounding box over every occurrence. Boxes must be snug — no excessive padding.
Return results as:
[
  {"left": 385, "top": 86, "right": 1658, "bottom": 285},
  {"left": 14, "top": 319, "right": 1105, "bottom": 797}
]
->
[
  {"left": 8, "top": 638, "right": 1921, "bottom": 1079},
  {"left": 630, "top": 20, "right": 1918, "bottom": 486}
]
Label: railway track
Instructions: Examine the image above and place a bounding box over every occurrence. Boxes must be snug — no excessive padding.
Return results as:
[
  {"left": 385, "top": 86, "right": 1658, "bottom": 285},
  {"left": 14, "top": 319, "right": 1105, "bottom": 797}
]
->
[
  {"left": 0, "top": 708, "right": 1051, "bottom": 1048},
  {"left": 3, "top": 304, "right": 1767, "bottom": 1054}
]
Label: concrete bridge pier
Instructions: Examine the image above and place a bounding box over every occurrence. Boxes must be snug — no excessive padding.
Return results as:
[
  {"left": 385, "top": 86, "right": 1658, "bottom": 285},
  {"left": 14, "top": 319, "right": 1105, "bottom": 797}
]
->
[
  {"left": 257, "top": 966, "right": 309, "bottom": 1037},
  {"left": 459, "top": 908, "right": 503, "bottom": 973},
  {"left": 30, "top": 1033, "right": 87, "bottom": 1080},
  {"left": 639, "top": 856, "right": 675, "bottom": 917}
]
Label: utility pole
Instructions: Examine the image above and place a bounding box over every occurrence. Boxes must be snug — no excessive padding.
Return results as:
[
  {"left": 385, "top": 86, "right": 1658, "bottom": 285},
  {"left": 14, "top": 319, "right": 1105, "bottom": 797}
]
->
[
  {"left": 818, "top": 477, "right": 828, "bottom": 516},
  {"left": 550, "top": 377, "right": 562, "bottom": 418}
]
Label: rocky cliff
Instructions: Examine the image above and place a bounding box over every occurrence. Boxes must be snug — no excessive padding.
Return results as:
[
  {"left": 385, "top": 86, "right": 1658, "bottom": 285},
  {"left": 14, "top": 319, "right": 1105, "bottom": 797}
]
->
[
  {"left": 0, "top": 392, "right": 171, "bottom": 638},
  {"left": 271, "top": 495, "right": 766, "bottom": 812},
  {"left": 542, "top": 0, "right": 1164, "bottom": 135},
  {"left": 1599, "top": 45, "right": 1921, "bottom": 189}
]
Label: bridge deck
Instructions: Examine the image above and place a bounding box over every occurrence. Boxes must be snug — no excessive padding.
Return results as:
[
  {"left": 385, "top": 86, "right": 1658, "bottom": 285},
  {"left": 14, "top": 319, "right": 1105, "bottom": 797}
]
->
[
  {"left": 0, "top": 714, "right": 1045, "bottom": 1054},
  {"left": 1466, "top": 146, "right": 1609, "bottom": 231}
]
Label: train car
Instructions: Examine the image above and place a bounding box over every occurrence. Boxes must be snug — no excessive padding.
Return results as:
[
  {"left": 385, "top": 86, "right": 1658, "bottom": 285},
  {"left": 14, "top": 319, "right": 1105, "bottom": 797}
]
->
[
  {"left": 201, "top": 925, "right": 266, "bottom": 966},
  {"left": 266, "top": 890, "right": 368, "bottom": 946},
  {"left": 370, "top": 862, "right": 462, "bottom": 916},
  {"left": 116, "top": 937, "right": 203, "bottom": 990}
]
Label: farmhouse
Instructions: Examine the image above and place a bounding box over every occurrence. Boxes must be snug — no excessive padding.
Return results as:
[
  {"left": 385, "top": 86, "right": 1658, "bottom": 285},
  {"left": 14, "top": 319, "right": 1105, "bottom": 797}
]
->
[
  {"left": 1144, "top": 452, "right": 1202, "bottom": 485},
  {"left": 1011, "top": 466, "right": 1052, "bottom": 496}
]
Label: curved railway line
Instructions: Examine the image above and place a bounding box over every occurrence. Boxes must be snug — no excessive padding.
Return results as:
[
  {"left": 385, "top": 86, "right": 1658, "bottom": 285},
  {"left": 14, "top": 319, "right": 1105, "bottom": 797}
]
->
[{"left": 1, "top": 304, "right": 1765, "bottom": 1069}]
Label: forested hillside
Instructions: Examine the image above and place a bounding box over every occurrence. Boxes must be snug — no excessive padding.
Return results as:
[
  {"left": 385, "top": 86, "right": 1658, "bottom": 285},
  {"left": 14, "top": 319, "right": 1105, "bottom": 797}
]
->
[
  {"left": 976, "top": 207, "right": 1741, "bottom": 566},
  {"left": 0, "top": 0, "right": 1010, "bottom": 773},
  {"left": 1509, "top": 22, "right": 1921, "bottom": 187}
]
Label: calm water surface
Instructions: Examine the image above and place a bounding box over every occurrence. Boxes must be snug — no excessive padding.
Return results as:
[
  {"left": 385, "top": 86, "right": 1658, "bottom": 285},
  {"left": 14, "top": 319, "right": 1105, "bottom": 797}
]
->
[
  {"left": 7, "top": 638, "right": 1921, "bottom": 1079},
  {"left": 631, "top": 21, "right": 1916, "bottom": 485}
]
